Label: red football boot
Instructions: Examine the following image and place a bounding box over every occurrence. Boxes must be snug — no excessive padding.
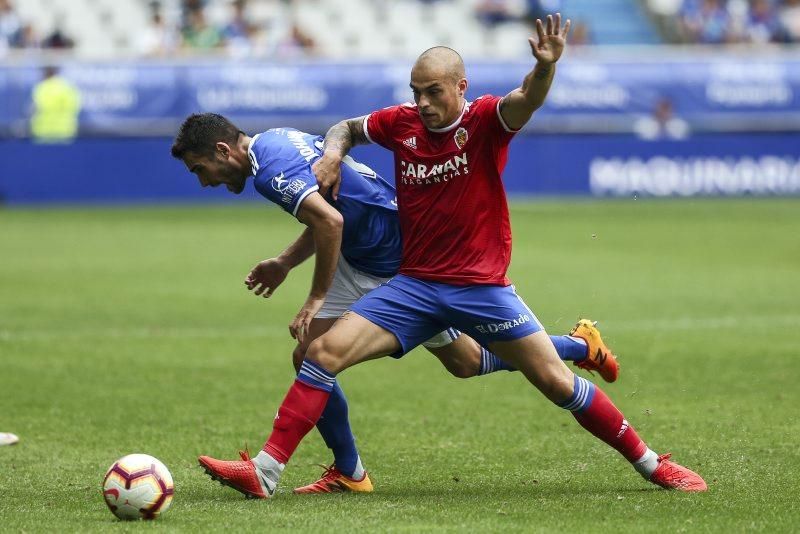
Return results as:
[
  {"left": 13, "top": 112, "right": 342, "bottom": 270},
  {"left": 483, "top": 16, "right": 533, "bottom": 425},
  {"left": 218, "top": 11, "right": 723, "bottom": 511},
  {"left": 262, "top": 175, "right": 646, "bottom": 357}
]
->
[
  {"left": 198, "top": 450, "right": 272, "bottom": 499},
  {"left": 649, "top": 453, "right": 708, "bottom": 492}
]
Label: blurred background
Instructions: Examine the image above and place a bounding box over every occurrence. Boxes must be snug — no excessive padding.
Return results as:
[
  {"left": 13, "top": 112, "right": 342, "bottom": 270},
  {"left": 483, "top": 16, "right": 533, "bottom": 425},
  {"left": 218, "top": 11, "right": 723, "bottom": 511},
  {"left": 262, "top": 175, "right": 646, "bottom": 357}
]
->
[{"left": 0, "top": 0, "right": 798, "bottom": 202}]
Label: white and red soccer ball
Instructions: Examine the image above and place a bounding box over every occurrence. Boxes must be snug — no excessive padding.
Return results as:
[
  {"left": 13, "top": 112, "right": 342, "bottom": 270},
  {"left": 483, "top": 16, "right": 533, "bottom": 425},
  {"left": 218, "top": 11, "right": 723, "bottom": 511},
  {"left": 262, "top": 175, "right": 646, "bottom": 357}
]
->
[{"left": 102, "top": 454, "right": 174, "bottom": 520}]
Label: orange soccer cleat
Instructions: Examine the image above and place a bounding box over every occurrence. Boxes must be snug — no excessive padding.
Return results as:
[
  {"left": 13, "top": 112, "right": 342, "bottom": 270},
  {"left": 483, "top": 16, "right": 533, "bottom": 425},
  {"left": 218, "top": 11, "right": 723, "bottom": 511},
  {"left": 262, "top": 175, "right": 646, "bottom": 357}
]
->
[
  {"left": 649, "top": 453, "right": 708, "bottom": 492},
  {"left": 198, "top": 450, "right": 273, "bottom": 499},
  {"left": 570, "top": 319, "right": 620, "bottom": 383},
  {"left": 294, "top": 465, "right": 374, "bottom": 494}
]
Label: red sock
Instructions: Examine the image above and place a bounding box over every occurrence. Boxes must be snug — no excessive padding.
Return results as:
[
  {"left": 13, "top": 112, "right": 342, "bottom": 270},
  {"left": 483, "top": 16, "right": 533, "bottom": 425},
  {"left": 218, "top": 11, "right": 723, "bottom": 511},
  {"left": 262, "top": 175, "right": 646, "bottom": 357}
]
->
[
  {"left": 263, "top": 380, "right": 331, "bottom": 464},
  {"left": 572, "top": 386, "right": 648, "bottom": 462}
]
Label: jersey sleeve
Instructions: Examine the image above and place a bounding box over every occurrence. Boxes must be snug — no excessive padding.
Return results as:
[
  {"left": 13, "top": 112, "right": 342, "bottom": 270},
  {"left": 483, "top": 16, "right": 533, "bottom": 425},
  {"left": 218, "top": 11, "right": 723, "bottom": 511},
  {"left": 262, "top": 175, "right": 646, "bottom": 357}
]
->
[
  {"left": 363, "top": 105, "right": 403, "bottom": 149},
  {"left": 475, "top": 95, "right": 519, "bottom": 148},
  {"left": 253, "top": 166, "right": 319, "bottom": 218}
]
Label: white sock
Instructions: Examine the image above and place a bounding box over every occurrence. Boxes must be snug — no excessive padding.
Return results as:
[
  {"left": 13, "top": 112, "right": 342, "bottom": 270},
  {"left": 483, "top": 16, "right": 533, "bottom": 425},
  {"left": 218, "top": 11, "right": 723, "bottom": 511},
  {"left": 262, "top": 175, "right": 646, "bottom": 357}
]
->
[
  {"left": 632, "top": 448, "right": 659, "bottom": 478},
  {"left": 350, "top": 456, "right": 366, "bottom": 481},
  {"left": 252, "top": 450, "right": 285, "bottom": 495}
]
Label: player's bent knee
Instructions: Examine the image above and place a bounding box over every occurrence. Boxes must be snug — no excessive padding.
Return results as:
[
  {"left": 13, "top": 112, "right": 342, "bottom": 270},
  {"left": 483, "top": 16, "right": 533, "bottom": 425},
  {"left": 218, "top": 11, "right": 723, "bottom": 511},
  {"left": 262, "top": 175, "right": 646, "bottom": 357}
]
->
[
  {"left": 305, "top": 336, "right": 348, "bottom": 375},
  {"left": 540, "top": 372, "right": 576, "bottom": 404}
]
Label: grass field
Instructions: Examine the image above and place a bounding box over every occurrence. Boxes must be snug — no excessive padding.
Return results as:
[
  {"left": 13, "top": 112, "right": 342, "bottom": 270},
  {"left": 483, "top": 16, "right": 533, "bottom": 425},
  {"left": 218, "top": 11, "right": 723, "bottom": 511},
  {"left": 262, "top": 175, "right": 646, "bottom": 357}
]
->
[{"left": 1, "top": 198, "right": 799, "bottom": 532}]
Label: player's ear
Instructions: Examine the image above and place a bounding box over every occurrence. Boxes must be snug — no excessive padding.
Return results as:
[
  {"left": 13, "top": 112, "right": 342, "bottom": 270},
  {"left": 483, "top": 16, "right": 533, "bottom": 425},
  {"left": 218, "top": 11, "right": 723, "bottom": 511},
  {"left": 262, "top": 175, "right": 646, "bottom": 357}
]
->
[
  {"left": 215, "top": 141, "right": 231, "bottom": 158},
  {"left": 457, "top": 78, "right": 468, "bottom": 97}
]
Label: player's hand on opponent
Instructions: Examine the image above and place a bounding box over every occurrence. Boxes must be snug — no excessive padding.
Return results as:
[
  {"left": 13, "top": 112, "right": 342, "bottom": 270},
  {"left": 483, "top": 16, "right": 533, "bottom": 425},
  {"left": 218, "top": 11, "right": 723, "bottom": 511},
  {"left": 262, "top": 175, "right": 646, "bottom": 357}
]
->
[
  {"left": 529, "top": 13, "right": 571, "bottom": 64},
  {"left": 245, "top": 258, "right": 290, "bottom": 298},
  {"left": 312, "top": 153, "right": 343, "bottom": 201},
  {"left": 289, "top": 295, "right": 325, "bottom": 344}
]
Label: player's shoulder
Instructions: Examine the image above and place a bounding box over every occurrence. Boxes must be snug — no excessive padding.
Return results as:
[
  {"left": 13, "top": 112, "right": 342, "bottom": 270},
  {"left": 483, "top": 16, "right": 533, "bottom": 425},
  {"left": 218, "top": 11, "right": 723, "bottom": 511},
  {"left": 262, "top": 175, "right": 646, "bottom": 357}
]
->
[
  {"left": 372, "top": 102, "right": 418, "bottom": 120},
  {"left": 257, "top": 127, "right": 293, "bottom": 142},
  {"left": 248, "top": 130, "right": 286, "bottom": 177},
  {"left": 468, "top": 94, "right": 503, "bottom": 114}
]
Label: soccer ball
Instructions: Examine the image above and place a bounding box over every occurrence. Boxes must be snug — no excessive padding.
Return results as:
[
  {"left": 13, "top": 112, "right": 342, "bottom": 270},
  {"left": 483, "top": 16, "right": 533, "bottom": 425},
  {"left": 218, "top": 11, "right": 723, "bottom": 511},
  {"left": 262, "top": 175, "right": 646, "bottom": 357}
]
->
[{"left": 102, "top": 454, "right": 174, "bottom": 520}]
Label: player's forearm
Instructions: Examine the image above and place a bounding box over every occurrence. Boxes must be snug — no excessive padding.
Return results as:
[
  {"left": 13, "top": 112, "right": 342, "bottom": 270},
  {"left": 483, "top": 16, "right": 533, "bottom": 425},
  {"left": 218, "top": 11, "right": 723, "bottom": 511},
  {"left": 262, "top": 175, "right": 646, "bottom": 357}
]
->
[
  {"left": 322, "top": 116, "right": 370, "bottom": 161},
  {"left": 520, "top": 61, "right": 556, "bottom": 110},
  {"left": 308, "top": 216, "right": 343, "bottom": 299},
  {"left": 276, "top": 228, "right": 315, "bottom": 270},
  {"left": 500, "top": 61, "right": 557, "bottom": 131}
]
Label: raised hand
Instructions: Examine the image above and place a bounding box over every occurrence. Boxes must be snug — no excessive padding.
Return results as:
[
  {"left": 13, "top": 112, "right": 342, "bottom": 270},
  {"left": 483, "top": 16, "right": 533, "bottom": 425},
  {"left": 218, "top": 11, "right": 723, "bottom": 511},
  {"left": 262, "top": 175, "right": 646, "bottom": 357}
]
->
[{"left": 529, "top": 13, "right": 571, "bottom": 65}]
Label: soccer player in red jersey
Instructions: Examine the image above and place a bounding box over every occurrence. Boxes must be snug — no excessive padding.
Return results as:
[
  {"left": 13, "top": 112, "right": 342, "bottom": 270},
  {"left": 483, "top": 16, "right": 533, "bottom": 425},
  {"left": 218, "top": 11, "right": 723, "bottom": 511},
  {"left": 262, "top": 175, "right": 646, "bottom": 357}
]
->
[{"left": 198, "top": 13, "right": 707, "bottom": 497}]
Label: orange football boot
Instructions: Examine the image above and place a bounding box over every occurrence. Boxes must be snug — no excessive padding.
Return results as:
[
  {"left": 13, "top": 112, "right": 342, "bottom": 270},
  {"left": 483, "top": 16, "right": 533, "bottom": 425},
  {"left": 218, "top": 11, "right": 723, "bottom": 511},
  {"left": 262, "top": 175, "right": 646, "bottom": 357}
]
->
[
  {"left": 294, "top": 465, "right": 373, "bottom": 494},
  {"left": 569, "top": 319, "right": 619, "bottom": 383}
]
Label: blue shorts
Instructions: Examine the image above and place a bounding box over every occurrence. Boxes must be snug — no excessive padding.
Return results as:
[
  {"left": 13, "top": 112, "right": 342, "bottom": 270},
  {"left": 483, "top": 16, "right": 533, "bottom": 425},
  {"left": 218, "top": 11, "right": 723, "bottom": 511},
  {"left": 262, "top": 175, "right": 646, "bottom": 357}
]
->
[{"left": 349, "top": 274, "right": 543, "bottom": 357}]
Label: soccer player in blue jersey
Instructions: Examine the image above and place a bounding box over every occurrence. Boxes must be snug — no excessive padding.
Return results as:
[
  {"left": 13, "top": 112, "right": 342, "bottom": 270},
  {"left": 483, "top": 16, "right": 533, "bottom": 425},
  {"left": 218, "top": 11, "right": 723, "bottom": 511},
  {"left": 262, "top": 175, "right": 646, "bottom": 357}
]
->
[{"left": 171, "top": 112, "right": 618, "bottom": 494}]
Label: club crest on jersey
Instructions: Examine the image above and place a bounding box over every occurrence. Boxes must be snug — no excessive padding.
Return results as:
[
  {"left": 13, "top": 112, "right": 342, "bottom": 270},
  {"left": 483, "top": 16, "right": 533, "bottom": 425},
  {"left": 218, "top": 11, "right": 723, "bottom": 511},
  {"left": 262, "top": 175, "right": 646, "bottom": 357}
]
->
[
  {"left": 271, "top": 172, "right": 289, "bottom": 192},
  {"left": 454, "top": 127, "right": 468, "bottom": 150}
]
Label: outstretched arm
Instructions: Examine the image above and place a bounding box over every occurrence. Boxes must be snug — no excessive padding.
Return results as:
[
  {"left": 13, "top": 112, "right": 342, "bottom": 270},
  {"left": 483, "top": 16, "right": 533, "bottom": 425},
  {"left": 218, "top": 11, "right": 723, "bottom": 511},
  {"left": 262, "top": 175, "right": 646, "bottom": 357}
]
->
[
  {"left": 500, "top": 13, "right": 571, "bottom": 131},
  {"left": 312, "top": 115, "right": 370, "bottom": 200}
]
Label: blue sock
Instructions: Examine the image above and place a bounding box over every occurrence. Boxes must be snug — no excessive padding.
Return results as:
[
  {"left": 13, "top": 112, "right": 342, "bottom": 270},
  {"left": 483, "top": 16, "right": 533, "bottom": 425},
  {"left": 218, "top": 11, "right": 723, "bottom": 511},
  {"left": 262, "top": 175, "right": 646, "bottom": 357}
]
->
[
  {"left": 297, "top": 359, "right": 336, "bottom": 391},
  {"left": 478, "top": 346, "right": 516, "bottom": 374},
  {"left": 556, "top": 375, "right": 596, "bottom": 412},
  {"left": 314, "top": 381, "right": 360, "bottom": 477},
  {"left": 549, "top": 335, "right": 588, "bottom": 362}
]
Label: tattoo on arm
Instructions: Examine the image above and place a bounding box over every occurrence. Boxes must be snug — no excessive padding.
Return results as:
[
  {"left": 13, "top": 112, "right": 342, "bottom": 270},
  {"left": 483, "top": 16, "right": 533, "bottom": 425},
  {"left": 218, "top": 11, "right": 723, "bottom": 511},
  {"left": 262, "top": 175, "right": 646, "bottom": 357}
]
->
[
  {"left": 533, "top": 64, "right": 552, "bottom": 81},
  {"left": 323, "top": 115, "right": 370, "bottom": 157},
  {"left": 347, "top": 116, "right": 370, "bottom": 145}
]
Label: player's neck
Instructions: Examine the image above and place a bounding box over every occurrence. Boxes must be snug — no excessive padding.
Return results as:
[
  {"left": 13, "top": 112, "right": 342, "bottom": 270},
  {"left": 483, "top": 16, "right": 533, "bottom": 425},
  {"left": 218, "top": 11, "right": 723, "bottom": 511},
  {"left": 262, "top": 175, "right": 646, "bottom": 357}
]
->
[
  {"left": 237, "top": 134, "right": 255, "bottom": 178},
  {"left": 239, "top": 134, "right": 253, "bottom": 153}
]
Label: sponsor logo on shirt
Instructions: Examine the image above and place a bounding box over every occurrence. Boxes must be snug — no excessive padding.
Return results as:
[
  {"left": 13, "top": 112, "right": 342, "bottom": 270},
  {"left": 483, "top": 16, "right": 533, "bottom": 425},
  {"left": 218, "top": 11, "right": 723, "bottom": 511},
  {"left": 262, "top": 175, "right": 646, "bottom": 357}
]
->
[
  {"left": 282, "top": 179, "right": 307, "bottom": 206},
  {"left": 403, "top": 136, "right": 417, "bottom": 149},
  {"left": 271, "top": 172, "right": 307, "bottom": 206},
  {"left": 271, "top": 172, "right": 289, "bottom": 192},
  {"left": 400, "top": 152, "right": 469, "bottom": 185},
  {"left": 475, "top": 313, "right": 531, "bottom": 334},
  {"left": 454, "top": 127, "right": 468, "bottom": 150}
]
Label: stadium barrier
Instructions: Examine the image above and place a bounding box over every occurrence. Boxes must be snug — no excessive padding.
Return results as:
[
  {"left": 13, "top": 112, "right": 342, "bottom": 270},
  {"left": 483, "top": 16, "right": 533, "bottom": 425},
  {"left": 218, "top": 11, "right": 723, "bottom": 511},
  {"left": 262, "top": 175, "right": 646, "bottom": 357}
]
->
[{"left": 1, "top": 133, "right": 798, "bottom": 204}]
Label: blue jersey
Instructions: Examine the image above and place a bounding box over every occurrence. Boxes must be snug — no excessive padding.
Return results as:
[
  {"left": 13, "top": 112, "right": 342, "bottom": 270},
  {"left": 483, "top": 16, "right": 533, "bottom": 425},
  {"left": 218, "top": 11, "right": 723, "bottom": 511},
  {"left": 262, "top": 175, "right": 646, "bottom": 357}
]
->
[{"left": 249, "top": 128, "right": 401, "bottom": 278}]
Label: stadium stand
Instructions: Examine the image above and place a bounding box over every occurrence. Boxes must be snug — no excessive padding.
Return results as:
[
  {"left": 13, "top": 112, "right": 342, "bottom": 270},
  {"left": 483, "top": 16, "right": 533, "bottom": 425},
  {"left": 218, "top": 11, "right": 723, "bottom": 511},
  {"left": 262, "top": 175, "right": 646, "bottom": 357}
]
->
[
  {"left": 5, "top": 0, "right": 666, "bottom": 59},
  {"left": 6, "top": 0, "right": 799, "bottom": 59}
]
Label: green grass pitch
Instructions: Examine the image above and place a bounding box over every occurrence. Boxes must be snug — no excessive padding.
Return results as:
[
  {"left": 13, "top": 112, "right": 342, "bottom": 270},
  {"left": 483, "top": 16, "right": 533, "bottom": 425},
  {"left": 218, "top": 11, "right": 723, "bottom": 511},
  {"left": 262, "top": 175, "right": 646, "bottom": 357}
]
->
[{"left": 1, "top": 198, "right": 799, "bottom": 532}]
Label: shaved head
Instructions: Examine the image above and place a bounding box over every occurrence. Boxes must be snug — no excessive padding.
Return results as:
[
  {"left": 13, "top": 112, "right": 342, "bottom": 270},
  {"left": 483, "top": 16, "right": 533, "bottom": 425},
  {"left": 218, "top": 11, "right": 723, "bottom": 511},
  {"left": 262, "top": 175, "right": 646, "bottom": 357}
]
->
[
  {"left": 412, "top": 46, "right": 465, "bottom": 83},
  {"left": 409, "top": 46, "right": 468, "bottom": 129}
]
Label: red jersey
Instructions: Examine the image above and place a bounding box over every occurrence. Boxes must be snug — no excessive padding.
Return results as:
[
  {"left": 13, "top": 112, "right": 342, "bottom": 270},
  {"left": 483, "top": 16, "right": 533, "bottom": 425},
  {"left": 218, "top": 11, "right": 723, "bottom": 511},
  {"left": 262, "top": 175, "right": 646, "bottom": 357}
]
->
[{"left": 364, "top": 95, "right": 518, "bottom": 285}]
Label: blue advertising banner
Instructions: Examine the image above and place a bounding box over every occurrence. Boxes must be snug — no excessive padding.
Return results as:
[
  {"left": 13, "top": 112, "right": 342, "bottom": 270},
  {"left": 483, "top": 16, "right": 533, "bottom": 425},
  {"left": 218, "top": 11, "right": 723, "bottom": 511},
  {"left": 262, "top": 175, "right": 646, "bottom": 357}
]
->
[
  {"left": 1, "top": 54, "right": 799, "bottom": 136},
  {"left": 1, "top": 133, "right": 797, "bottom": 204}
]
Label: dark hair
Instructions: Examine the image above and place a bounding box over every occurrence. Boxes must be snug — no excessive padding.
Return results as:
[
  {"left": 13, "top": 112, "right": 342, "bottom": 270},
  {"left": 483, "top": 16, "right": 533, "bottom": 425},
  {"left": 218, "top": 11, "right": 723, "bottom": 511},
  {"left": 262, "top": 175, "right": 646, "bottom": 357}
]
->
[{"left": 171, "top": 113, "right": 243, "bottom": 159}]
